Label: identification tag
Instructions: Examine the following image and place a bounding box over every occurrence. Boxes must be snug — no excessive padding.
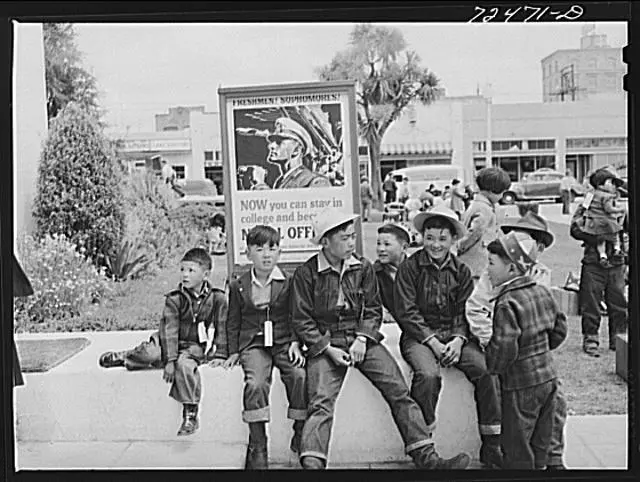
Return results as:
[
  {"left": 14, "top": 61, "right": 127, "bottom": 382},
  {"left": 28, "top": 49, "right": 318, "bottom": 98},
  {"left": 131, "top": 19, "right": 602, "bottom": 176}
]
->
[{"left": 264, "top": 320, "right": 273, "bottom": 347}]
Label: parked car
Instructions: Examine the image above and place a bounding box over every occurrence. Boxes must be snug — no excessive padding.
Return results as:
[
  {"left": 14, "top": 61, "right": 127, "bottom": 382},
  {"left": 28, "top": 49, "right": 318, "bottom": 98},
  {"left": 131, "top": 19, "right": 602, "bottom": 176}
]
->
[
  {"left": 173, "top": 179, "right": 219, "bottom": 197},
  {"left": 501, "top": 168, "right": 585, "bottom": 204}
]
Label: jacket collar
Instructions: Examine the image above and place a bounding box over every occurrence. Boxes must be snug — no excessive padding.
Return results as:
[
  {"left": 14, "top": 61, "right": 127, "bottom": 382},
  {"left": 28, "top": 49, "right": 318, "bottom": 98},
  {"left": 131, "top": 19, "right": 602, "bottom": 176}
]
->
[
  {"left": 374, "top": 258, "right": 404, "bottom": 275},
  {"left": 475, "top": 192, "right": 497, "bottom": 209},
  {"left": 490, "top": 275, "right": 536, "bottom": 302},
  {"left": 251, "top": 266, "right": 286, "bottom": 288},
  {"left": 317, "top": 249, "right": 361, "bottom": 274},
  {"left": 416, "top": 248, "right": 456, "bottom": 272},
  {"left": 179, "top": 280, "right": 212, "bottom": 300},
  {"left": 239, "top": 266, "right": 286, "bottom": 309}
]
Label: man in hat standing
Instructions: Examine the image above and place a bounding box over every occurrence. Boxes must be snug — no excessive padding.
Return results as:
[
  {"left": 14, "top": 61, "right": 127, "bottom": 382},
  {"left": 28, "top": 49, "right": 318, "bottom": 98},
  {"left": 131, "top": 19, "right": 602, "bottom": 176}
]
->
[
  {"left": 466, "top": 211, "right": 568, "bottom": 470},
  {"left": 570, "top": 167, "right": 628, "bottom": 357},
  {"left": 394, "top": 204, "right": 502, "bottom": 469},
  {"left": 485, "top": 232, "right": 567, "bottom": 469},
  {"left": 290, "top": 208, "right": 471, "bottom": 470},
  {"left": 267, "top": 117, "right": 331, "bottom": 189}
]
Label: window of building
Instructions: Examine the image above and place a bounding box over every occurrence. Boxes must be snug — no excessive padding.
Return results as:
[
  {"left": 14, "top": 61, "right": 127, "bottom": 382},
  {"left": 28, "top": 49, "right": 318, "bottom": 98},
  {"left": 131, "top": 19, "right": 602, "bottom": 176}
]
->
[
  {"left": 204, "top": 150, "right": 214, "bottom": 161},
  {"left": 172, "top": 165, "right": 186, "bottom": 179},
  {"left": 492, "top": 140, "right": 523, "bottom": 151},
  {"left": 358, "top": 145, "right": 369, "bottom": 156},
  {"left": 134, "top": 160, "right": 146, "bottom": 168},
  {"left": 215, "top": 150, "right": 221, "bottom": 161},
  {"left": 474, "top": 157, "right": 486, "bottom": 171},
  {"left": 566, "top": 137, "right": 627, "bottom": 149},
  {"left": 527, "top": 139, "right": 555, "bottom": 150},
  {"left": 472, "top": 141, "right": 486, "bottom": 152}
]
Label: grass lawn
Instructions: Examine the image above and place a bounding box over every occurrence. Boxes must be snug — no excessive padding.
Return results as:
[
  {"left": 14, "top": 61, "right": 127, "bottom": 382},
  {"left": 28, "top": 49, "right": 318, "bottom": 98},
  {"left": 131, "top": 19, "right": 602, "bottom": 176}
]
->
[{"left": 26, "top": 210, "right": 628, "bottom": 415}]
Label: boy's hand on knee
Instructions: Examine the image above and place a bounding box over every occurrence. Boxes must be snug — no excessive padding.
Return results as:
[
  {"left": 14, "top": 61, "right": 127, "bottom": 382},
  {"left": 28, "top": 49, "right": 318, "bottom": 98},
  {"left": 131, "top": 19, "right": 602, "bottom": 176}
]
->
[
  {"left": 222, "top": 353, "right": 239, "bottom": 370},
  {"left": 441, "top": 337, "right": 463, "bottom": 367},
  {"left": 325, "top": 346, "right": 352, "bottom": 367},
  {"left": 288, "top": 342, "right": 306, "bottom": 368},
  {"left": 163, "top": 361, "right": 176, "bottom": 384},
  {"left": 348, "top": 337, "right": 367, "bottom": 365}
]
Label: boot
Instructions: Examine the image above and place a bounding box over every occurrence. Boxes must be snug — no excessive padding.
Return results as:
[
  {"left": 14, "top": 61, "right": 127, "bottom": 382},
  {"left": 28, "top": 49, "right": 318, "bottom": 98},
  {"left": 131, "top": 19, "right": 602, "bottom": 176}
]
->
[
  {"left": 290, "top": 420, "right": 304, "bottom": 454},
  {"left": 98, "top": 351, "right": 125, "bottom": 368},
  {"left": 245, "top": 444, "right": 268, "bottom": 470},
  {"left": 245, "top": 422, "right": 268, "bottom": 470},
  {"left": 479, "top": 434, "right": 503, "bottom": 469},
  {"left": 301, "top": 455, "right": 325, "bottom": 470},
  {"left": 177, "top": 404, "right": 199, "bottom": 436},
  {"left": 410, "top": 443, "right": 471, "bottom": 470}
]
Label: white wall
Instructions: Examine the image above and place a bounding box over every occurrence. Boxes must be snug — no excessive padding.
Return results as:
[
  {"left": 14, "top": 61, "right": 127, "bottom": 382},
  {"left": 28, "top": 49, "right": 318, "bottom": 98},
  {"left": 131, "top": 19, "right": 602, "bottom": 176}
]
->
[{"left": 12, "top": 22, "right": 48, "bottom": 245}]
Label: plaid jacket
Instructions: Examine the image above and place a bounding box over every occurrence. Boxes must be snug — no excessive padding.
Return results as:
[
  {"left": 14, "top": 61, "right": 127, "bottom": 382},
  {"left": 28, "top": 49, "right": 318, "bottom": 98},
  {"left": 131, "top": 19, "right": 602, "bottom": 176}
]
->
[
  {"left": 394, "top": 249, "right": 473, "bottom": 344},
  {"left": 159, "top": 281, "right": 228, "bottom": 364},
  {"left": 486, "top": 276, "right": 567, "bottom": 391}
]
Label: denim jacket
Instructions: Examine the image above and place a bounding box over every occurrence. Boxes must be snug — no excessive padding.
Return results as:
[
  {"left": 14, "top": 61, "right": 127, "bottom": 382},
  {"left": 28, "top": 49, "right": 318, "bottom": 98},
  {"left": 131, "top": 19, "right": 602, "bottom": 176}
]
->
[
  {"left": 291, "top": 251, "right": 384, "bottom": 357},
  {"left": 394, "top": 249, "right": 473, "bottom": 344}
]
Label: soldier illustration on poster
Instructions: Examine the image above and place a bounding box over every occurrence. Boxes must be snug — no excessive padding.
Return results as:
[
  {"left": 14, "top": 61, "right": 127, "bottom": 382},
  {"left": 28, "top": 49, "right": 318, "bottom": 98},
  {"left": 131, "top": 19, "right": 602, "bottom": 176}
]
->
[{"left": 235, "top": 104, "right": 344, "bottom": 190}]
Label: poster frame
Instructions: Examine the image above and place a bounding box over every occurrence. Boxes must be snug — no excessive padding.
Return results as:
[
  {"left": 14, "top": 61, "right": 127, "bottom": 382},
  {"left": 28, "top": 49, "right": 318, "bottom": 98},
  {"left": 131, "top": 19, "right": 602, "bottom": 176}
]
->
[{"left": 218, "top": 80, "right": 363, "bottom": 280}]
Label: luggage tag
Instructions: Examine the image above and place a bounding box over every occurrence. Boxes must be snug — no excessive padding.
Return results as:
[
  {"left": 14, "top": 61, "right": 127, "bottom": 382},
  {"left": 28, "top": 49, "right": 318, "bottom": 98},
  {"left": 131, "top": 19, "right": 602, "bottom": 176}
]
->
[
  {"left": 582, "top": 192, "right": 594, "bottom": 209},
  {"left": 264, "top": 306, "right": 273, "bottom": 347}
]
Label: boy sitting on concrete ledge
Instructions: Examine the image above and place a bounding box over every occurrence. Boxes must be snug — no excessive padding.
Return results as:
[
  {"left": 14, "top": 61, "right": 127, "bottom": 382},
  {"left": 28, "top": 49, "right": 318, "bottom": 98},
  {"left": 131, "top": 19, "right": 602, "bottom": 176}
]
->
[
  {"left": 394, "top": 204, "right": 503, "bottom": 469},
  {"left": 159, "top": 248, "right": 228, "bottom": 436}
]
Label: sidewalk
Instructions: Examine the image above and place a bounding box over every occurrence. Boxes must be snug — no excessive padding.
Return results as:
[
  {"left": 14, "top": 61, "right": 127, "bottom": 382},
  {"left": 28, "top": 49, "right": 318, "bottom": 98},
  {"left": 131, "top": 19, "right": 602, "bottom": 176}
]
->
[{"left": 14, "top": 330, "right": 628, "bottom": 471}]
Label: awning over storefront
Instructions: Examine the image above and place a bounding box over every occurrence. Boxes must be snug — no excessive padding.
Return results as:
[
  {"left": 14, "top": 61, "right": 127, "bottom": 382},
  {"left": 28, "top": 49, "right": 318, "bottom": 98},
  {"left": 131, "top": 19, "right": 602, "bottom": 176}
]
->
[{"left": 381, "top": 141, "right": 453, "bottom": 155}]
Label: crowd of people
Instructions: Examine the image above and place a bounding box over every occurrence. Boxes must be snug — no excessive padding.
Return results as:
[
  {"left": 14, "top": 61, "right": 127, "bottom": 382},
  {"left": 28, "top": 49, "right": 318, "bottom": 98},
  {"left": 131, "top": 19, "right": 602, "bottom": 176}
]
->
[{"left": 92, "top": 165, "right": 627, "bottom": 471}]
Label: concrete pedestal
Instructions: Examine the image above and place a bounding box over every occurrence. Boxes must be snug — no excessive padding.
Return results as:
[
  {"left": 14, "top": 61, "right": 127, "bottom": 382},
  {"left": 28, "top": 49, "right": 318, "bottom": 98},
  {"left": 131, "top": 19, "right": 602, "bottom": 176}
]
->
[{"left": 615, "top": 333, "right": 628, "bottom": 382}]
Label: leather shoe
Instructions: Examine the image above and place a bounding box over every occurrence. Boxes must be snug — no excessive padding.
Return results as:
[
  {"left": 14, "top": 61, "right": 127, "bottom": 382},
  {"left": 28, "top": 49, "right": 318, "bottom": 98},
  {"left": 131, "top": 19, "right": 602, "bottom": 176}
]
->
[
  {"left": 177, "top": 405, "right": 199, "bottom": 436},
  {"left": 245, "top": 444, "right": 268, "bottom": 470},
  {"left": 301, "top": 455, "right": 325, "bottom": 470},
  {"left": 99, "top": 351, "right": 125, "bottom": 368}
]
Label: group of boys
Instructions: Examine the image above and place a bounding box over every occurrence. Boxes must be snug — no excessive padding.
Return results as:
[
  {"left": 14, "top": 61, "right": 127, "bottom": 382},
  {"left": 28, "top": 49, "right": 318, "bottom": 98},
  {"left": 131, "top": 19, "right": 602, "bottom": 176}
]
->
[{"left": 99, "top": 165, "right": 621, "bottom": 471}]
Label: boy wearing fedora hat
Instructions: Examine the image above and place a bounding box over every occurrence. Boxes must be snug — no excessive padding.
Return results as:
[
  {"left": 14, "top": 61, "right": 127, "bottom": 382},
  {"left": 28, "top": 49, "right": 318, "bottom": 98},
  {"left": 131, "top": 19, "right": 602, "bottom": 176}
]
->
[
  {"left": 466, "top": 211, "right": 568, "bottom": 469},
  {"left": 394, "top": 204, "right": 502, "bottom": 469},
  {"left": 291, "top": 208, "right": 470, "bottom": 470},
  {"left": 485, "top": 232, "right": 567, "bottom": 470}
]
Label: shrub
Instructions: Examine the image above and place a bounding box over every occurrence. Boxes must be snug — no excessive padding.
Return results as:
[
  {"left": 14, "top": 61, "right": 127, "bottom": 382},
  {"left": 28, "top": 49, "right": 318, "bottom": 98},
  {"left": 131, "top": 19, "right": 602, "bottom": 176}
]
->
[
  {"left": 13, "top": 234, "right": 112, "bottom": 332},
  {"left": 33, "top": 102, "right": 125, "bottom": 267}
]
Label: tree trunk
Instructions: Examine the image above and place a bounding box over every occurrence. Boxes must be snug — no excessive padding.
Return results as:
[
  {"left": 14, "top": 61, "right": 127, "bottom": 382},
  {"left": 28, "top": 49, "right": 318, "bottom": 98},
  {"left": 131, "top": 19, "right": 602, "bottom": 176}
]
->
[{"left": 368, "top": 140, "right": 384, "bottom": 210}]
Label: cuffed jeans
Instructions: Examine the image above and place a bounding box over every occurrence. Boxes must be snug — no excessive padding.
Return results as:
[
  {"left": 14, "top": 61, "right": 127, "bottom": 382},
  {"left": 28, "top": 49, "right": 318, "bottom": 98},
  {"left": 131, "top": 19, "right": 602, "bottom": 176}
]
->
[
  {"left": 239, "top": 345, "right": 307, "bottom": 423},
  {"left": 501, "top": 379, "right": 558, "bottom": 470},
  {"left": 579, "top": 263, "right": 627, "bottom": 347},
  {"left": 548, "top": 382, "right": 568, "bottom": 466},
  {"left": 169, "top": 342, "right": 205, "bottom": 404},
  {"left": 301, "top": 334, "right": 432, "bottom": 463},
  {"left": 400, "top": 337, "right": 501, "bottom": 436},
  {"left": 124, "top": 331, "right": 163, "bottom": 371}
]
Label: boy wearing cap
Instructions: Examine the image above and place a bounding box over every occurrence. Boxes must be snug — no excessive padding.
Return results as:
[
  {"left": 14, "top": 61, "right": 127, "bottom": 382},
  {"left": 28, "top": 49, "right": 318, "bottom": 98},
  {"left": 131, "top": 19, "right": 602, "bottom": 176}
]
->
[
  {"left": 223, "top": 225, "right": 307, "bottom": 470},
  {"left": 466, "top": 211, "right": 568, "bottom": 469},
  {"left": 570, "top": 167, "right": 628, "bottom": 357},
  {"left": 394, "top": 204, "right": 503, "bottom": 469},
  {"left": 485, "top": 232, "right": 568, "bottom": 470},
  {"left": 291, "top": 208, "right": 471, "bottom": 470},
  {"left": 456, "top": 167, "right": 512, "bottom": 282}
]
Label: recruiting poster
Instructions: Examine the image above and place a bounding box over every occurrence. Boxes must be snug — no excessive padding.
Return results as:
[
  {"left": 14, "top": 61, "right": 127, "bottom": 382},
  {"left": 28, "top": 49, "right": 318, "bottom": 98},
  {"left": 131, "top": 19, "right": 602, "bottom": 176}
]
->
[{"left": 219, "top": 81, "right": 361, "bottom": 274}]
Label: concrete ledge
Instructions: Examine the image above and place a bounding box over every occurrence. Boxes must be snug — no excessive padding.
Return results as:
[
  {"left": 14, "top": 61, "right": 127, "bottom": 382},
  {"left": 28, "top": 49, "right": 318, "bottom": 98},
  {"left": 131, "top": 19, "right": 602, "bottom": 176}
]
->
[
  {"left": 616, "top": 333, "right": 628, "bottom": 382},
  {"left": 550, "top": 286, "right": 580, "bottom": 317},
  {"left": 16, "top": 325, "right": 480, "bottom": 468}
]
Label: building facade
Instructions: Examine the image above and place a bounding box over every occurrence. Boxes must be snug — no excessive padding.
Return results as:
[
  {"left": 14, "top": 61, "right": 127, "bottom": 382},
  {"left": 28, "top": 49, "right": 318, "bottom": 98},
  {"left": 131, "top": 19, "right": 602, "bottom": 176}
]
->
[
  {"left": 115, "top": 106, "right": 224, "bottom": 192},
  {"left": 541, "top": 25, "right": 626, "bottom": 103}
]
